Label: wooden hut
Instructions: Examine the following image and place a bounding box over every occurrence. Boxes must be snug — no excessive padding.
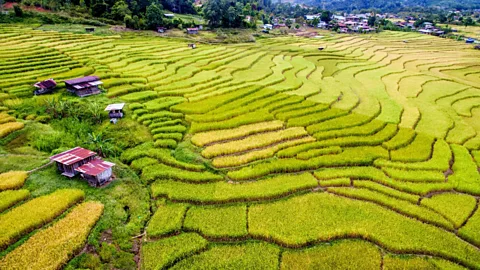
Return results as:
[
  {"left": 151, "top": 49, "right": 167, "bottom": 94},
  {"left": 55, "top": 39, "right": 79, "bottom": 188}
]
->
[
  {"left": 85, "top": 27, "right": 95, "bottom": 32},
  {"left": 186, "top": 27, "right": 199, "bottom": 34},
  {"left": 50, "top": 147, "right": 97, "bottom": 178},
  {"left": 75, "top": 158, "right": 115, "bottom": 187},
  {"left": 105, "top": 103, "right": 125, "bottom": 123},
  {"left": 64, "top": 76, "right": 103, "bottom": 97},
  {"left": 33, "top": 79, "right": 56, "bottom": 95}
]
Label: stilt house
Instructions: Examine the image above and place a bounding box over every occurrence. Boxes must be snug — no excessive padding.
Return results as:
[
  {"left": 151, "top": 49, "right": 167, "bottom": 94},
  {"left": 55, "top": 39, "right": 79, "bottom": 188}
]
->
[
  {"left": 50, "top": 147, "right": 115, "bottom": 187},
  {"left": 64, "top": 76, "right": 103, "bottom": 97},
  {"left": 33, "top": 79, "right": 56, "bottom": 95}
]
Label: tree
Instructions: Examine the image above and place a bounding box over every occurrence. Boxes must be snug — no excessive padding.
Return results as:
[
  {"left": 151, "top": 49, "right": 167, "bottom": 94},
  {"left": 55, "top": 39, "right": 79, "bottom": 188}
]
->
[
  {"left": 86, "top": 132, "right": 114, "bottom": 157},
  {"left": 110, "top": 0, "right": 131, "bottom": 21},
  {"left": 14, "top": 5, "right": 23, "bottom": 17},
  {"left": 146, "top": 3, "right": 164, "bottom": 29},
  {"left": 320, "top": 11, "right": 331, "bottom": 24},
  {"left": 285, "top": 18, "right": 292, "bottom": 28},
  {"left": 203, "top": 0, "right": 224, "bottom": 27},
  {"left": 464, "top": 17, "right": 474, "bottom": 27},
  {"left": 312, "top": 17, "right": 319, "bottom": 27},
  {"left": 368, "top": 15, "right": 376, "bottom": 26}
]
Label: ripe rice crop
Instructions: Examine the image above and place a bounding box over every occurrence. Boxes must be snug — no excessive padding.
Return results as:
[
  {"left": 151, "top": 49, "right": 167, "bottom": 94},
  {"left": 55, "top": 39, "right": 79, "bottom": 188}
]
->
[
  {"left": 0, "top": 189, "right": 29, "bottom": 212},
  {"left": 0, "top": 171, "right": 28, "bottom": 191},
  {"left": 0, "top": 122, "right": 24, "bottom": 138},
  {"left": 202, "top": 127, "right": 309, "bottom": 159},
  {"left": 191, "top": 120, "right": 285, "bottom": 147},
  {"left": 0, "top": 201, "right": 103, "bottom": 270},
  {"left": 0, "top": 189, "right": 84, "bottom": 249},
  {"left": 212, "top": 137, "right": 315, "bottom": 168}
]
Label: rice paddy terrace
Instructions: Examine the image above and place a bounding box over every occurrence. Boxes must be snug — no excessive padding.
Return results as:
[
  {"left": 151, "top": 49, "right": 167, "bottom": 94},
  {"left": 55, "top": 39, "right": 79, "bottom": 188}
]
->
[{"left": 1, "top": 24, "right": 480, "bottom": 269}]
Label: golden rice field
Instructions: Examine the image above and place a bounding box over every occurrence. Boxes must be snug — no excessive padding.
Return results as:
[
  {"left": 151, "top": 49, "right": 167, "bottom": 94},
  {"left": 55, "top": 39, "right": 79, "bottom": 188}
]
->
[{"left": 1, "top": 24, "right": 480, "bottom": 269}]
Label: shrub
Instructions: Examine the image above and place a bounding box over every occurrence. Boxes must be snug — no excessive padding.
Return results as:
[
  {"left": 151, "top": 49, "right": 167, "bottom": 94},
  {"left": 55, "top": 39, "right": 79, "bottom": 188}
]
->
[
  {"left": 14, "top": 6, "right": 23, "bottom": 17},
  {"left": 0, "top": 202, "right": 103, "bottom": 269}
]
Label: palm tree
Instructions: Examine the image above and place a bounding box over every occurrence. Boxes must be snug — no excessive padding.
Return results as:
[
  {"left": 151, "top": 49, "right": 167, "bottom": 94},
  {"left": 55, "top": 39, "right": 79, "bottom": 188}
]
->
[{"left": 86, "top": 132, "right": 114, "bottom": 157}]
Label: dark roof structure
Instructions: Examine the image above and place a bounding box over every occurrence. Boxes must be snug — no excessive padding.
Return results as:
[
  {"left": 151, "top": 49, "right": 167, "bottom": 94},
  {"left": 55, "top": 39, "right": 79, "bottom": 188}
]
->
[
  {"left": 64, "top": 76, "right": 100, "bottom": 85},
  {"left": 34, "top": 79, "right": 56, "bottom": 89},
  {"left": 50, "top": 147, "right": 97, "bottom": 165},
  {"left": 76, "top": 158, "right": 115, "bottom": 176}
]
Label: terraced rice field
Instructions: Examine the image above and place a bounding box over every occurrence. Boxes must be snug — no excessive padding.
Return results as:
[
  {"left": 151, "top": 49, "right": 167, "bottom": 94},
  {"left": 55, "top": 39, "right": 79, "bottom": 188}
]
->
[{"left": 1, "top": 25, "right": 480, "bottom": 268}]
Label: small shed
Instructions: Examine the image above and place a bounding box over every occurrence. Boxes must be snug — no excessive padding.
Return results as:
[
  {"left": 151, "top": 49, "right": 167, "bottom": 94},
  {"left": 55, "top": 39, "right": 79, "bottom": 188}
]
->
[
  {"left": 33, "top": 78, "right": 56, "bottom": 95},
  {"left": 466, "top": 38, "right": 475, "bottom": 44},
  {"left": 64, "top": 76, "right": 103, "bottom": 97},
  {"left": 188, "top": 43, "right": 196, "bottom": 49},
  {"left": 76, "top": 158, "right": 115, "bottom": 187},
  {"left": 50, "top": 147, "right": 97, "bottom": 178},
  {"left": 105, "top": 103, "right": 125, "bottom": 123},
  {"left": 85, "top": 27, "right": 95, "bottom": 32},
  {"left": 157, "top": 27, "right": 166, "bottom": 33},
  {"left": 186, "top": 27, "right": 199, "bottom": 34},
  {"left": 164, "top": 13, "right": 174, "bottom": 18}
]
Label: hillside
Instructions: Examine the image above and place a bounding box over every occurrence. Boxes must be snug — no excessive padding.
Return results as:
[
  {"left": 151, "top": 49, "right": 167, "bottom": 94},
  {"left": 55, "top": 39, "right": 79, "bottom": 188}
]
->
[{"left": 0, "top": 24, "right": 479, "bottom": 269}]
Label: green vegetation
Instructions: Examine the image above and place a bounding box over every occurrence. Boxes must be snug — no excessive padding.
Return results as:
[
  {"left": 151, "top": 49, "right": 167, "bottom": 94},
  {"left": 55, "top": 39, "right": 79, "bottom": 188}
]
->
[
  {"left": 147, "top": 203, "right": 188, "bottom": 237},
  {"left": 171, "top": 242, "right": 280, "bottom": 269},
  {"left": 281, "top": 240, "right": 381, "bottom": 269},
  {"left": 142, "top": 233, "right": 208, "bottom": 270},
  {"left": 184, "top": 205, "right": 247, "bottom": 238}
]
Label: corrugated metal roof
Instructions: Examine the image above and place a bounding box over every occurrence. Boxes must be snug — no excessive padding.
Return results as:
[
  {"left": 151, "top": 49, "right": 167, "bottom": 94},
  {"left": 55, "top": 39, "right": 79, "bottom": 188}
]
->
[
  {"left": 34, "top": 79, "right": 56, "bottom": 89},
  {"left": 50, "top": 147, "right": 97, "bottom": 165},
  {"left": 76, "top": 158, "right": 115, "bottom": 176},
  {"left": 105, "top": 103, "right": 125, "bottom": 111},
  {"left": 64, "top": 76, "right": 100, "bottom": 85}
]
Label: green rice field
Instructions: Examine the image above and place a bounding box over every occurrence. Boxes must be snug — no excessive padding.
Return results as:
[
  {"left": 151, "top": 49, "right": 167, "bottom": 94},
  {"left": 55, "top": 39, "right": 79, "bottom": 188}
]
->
[{"left": 0, "top": 24, "right": 480, "bottom": 269}]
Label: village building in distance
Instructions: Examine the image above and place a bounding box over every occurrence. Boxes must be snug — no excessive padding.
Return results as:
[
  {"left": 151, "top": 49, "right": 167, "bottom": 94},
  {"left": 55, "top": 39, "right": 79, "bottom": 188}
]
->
[
  {"left": 64, "top": 76, "right": 103, "bottom": 97},
  {"left": 50, "top": 147, "right": 115, "bottom": 187}
]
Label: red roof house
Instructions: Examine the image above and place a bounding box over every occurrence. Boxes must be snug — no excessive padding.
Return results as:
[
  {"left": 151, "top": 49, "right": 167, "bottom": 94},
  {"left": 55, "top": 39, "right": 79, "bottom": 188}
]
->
[
  {"left": 50, "top": 147, "right": 115, "bottom": 186},
  {"left": 76, "top": 158, "right": 115, "bottom": 186}
]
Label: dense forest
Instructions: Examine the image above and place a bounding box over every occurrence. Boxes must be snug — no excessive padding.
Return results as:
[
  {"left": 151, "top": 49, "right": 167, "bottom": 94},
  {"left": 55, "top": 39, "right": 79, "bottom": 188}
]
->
[{"left": 305, "top": 0, "right": 480, "bottom": 12}]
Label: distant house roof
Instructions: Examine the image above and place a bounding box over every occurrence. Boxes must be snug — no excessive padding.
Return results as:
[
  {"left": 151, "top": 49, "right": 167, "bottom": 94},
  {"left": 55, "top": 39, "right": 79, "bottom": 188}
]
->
[
  {"left": 64, "top": 76, "right": 100, "bottom": 85},
  {"left": 105, "top": 103, "right": 125, "bottom": 111},
  {"left": 187, "top": 28, "right": 198, "bottom": 31},
  {"left": 34, "top": 79, "right": 56, "bottom": 89},
  {"left": 164, "top": 13, "right": 174, "bottom": 17},
  {"left": 50, "top": 147, "right": 97, "bottom": 165},
  {"left": 76, "top": 158, "right": 115, "bottom": 176}
]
